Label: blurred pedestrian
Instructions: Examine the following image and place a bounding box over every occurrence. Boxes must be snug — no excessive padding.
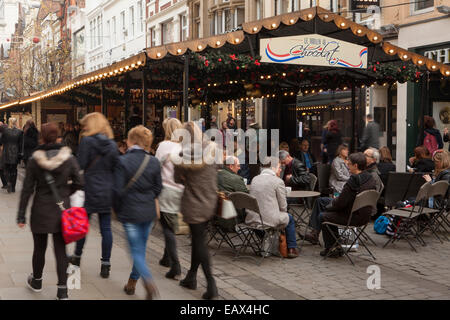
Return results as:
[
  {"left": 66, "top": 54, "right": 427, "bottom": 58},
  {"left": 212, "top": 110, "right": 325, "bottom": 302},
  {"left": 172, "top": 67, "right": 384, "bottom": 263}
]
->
[
  {"left": 17, "top": 122, "right": 83, "bottom": 300},
  {"left": 63, "top": 123, "right": 78, "bottom": 155},
  {"left": 417, "top": 116, "right": 443, "bottom": 156},
  {"left": 173, "top": 121, "right": 219, "bottom": 300},
  {"left": 323, "top": 120, "right": 342, "bottom": 164},
  {"left": 155, "top": 118, "right": 184, "bottom": 280},
  {"left": 114, "top": 125, "right": 162, "bottom": 299},
  {"left": 23, "top": 120, "right": 39, "bottom": 167},
  {"left": 0, "top": 121, "right": 7, "bottom": 188},
  {"left": 360, "top": 114, "right": 381, "bottom": 150},
  {"left": 1, "top": 118, "right": 23, "bottom": 193},
  {"left": 69, "top": 112, "right": 119, "bottom": 279}
]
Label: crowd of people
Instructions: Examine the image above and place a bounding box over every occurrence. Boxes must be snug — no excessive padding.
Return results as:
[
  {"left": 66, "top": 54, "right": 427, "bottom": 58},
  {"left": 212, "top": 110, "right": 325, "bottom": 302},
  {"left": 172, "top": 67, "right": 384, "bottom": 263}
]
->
[{"left": 3, "top": 110, "right": 450, "bottom": 300}]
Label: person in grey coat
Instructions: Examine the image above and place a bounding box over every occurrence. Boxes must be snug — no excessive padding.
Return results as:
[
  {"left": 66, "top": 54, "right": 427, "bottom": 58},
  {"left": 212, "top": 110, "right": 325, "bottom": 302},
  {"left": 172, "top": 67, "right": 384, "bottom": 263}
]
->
[
  {"left": 360, "top": 114, "right": 380, "bottom": 150},
  {"left": 329, "top": 144, "right": 351, "bottom": 194}
]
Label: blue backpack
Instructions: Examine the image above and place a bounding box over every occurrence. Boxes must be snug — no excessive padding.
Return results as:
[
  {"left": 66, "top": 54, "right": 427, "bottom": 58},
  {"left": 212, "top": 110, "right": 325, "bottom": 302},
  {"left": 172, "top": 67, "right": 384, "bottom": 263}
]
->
[{"left": 374, "top": 216, "right": 390, "bottom": 234}]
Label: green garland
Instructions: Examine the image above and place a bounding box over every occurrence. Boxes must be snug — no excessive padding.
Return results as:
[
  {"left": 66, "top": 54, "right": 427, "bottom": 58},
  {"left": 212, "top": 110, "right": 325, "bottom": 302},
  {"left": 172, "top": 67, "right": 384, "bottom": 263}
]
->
[
  {"left": 369, "top": 61, "right": 421, "bottom": 83},
  {"left": 190, "top": 51, "right": 263, "bottom": 72}
]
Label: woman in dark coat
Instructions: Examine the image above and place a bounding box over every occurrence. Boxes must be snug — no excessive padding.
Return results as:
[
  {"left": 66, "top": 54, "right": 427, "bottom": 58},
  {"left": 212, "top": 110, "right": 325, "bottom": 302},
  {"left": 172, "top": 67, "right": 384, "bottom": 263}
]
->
[
  {"left": 1, "top": 117, "right": 23, "bottom": 193},
  {"left": 114, "top": 126, "right": 162, "bottom": 299},
  {"left": 324, "top": 120, "right": 343, "bottom": 164},
  {"left": 17, "top": 122, "right": 83, "bottom": 300},
  {"left": 69, "top": 112, "right": 119, "bottom": 279},
  {"left": 409, "top": 146, "right": 434, "bottom": 173},
  {"left": 23, "top": 120, "right": 39, "bottom": 166},
  {"left": 173, "top": 122, "right": 219, "bottom": 300}
]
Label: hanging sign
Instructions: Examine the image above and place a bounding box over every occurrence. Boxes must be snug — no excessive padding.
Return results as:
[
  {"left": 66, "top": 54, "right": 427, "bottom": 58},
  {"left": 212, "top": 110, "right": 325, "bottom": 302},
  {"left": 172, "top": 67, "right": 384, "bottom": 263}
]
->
[{"left": 260, "top": 34, "right": 368, "bottom": 69}]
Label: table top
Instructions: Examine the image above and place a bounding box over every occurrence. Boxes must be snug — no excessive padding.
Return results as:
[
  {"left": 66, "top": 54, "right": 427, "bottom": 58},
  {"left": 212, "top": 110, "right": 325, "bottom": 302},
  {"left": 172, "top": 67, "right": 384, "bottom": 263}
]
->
[{"left": 287, "top": 191, "right": 321, "bottom": 198}]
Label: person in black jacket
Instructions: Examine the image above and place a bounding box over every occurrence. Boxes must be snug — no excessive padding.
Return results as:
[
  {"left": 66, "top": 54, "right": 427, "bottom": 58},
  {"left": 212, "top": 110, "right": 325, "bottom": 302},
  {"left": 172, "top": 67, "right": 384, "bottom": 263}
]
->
[
  {"left": 297, "top": 138, "right": 317, "bottom": 176},
  {"left": 0, "top": 121, "right": 7, "bottom": 188},
  {"left": 302, "top": 153, "right": 377, "bottom": 257},
  {"left": 113, "top": 125, "right": 162, "bottom": 300},
  {"left": 17, "top": 122, "right": 83, "bottom": 300},
  {"left": 409, "top": 146, "right": 434, "bottom": 173},
  {"left": 69, "top": 112, "right": 119, "bottom": 279},
  {"left": 23, "top": 120, "right": 39, "bottom": 166},
  {"left": 279, "top": 150, "right": 311, "bottom": 190},
  {"left": 1, "top": 118, "right": 23, "bottom": 193},
  {"left": 324, "top": 120, "right": 343, "bottom": 164},
  {"left": 378, "top": 147, "right": 396, "bottom": 187}
]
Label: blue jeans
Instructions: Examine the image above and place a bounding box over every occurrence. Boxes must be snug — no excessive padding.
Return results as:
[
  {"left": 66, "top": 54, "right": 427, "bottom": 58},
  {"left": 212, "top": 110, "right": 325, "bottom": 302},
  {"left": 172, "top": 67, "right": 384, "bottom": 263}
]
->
[
  {"left": 123, "top": 221, "right": 154, "bottom": 281},
  {"left": 285, "top": 214, "right": 297, "bottom": 249},
  {"left": 75, "top": 212, "right": 113, "bottom": 264}
]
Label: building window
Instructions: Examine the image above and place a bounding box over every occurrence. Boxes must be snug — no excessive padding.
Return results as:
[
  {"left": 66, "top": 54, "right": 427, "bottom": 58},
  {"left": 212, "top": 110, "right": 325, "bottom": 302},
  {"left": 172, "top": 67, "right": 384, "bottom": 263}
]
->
[
  {"left": 235, "top": 7, "right": 245, "bottom": 28},
  {"left": 93, "top": 20, "right": 97, "bottom": 47},
  {"left": 90, "top": 21, "right": 94, "bottom": 49},
  {"left": 255, "top": 0, "right": 263, "bottom": 20},
  {"left": 129, "top": 6, "right": 135, "bottom": 38},
  {"left": 120, "top": 11, "right": 126, "bottom": 42},
  {"left": 98, "top": 15, "right": 102, "bottom": 45},
  {"left": 180, "top": 14, "right": 188, "bottom": 41},
  {"left": 290, "top": 0, "right": 299, "bottom": 12},
  {"left": 138, "top": 0, "right": 144, "bottom": 33},
  {"left": 161, "top": 20, "right": 173, "bottom": 45},
  {"left": 150, "top": 27, "right": 156, "bottom": 47},
  {"left": 112, "top": 16, "right": 117, "bottom": 45},
  {"left": 106, "top": 20, "right": 110, "bottom": 48},
  {"left": 223, "top": 9, "right": 233, "bottom": 33},
  {"left": 412, "top": 0, "right": 434, "bottom": 14}
]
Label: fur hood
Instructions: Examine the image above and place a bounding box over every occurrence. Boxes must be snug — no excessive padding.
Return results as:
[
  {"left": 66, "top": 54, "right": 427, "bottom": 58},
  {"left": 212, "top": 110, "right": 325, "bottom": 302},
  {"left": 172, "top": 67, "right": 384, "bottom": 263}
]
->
[{"left": 32, "top": 146, "right": 73, "bottom": 171}]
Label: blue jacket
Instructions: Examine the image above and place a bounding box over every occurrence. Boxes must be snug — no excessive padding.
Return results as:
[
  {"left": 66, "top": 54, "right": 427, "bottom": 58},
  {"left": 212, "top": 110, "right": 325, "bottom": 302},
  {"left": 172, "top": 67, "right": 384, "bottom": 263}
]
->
[
  {"left": 78, "top": 134, "right": 119, "bottom": 214},
  {"left": 113, "top": 148, "right": 162, "bottom": 224}
]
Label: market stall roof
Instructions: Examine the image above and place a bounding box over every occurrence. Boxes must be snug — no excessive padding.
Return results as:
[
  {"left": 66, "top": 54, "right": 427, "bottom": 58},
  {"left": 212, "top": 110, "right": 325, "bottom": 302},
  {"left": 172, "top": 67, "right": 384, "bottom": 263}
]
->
[{"left": 1, "top": 6, "right": 449, "bottom": 110}]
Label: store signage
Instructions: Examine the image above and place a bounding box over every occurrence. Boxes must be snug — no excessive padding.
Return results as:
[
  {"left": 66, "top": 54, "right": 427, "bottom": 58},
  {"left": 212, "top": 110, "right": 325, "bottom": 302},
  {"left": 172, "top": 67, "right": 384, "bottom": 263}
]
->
[
  {"left": 260, "top": 34, "right": 368, "bottom": 69},
  {"left": 423, "top": 47, "right": 450, "bottom": 64},
  {"left": 351, "top": 0, "right": 380, "bottom": 10}
]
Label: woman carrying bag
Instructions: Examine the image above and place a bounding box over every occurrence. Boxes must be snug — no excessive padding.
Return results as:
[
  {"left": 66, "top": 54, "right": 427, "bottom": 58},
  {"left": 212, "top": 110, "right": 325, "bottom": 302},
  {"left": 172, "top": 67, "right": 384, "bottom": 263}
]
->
[
  {"left": 17, "top": 122, "right": 83, "bottom": 300},
  {"left": 114, "top": 126, "right": 162, "bottom": 299}
]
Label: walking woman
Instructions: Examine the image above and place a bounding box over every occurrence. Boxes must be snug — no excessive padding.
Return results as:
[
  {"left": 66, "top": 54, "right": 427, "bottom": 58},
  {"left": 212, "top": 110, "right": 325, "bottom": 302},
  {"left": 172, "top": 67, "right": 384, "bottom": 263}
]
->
[
  {"left": 173, "top": 121, "right": 219, "bottom": 300},
  {"left": 23, "top": 120, "right": 39, "bottom": 166},
  {"left": 114, "top": 125, "right": 162, "bottom": 299},
  {"left": 69, "top": 112, "right": 119, "bottom": 278},
  {"left": 155, "top": 118, "right": 184, "bottom": 279},
  {"left": 323, "top": 120, "right": 342, "bottom": 164},
  {"left": 1, "top": 118, "right": 23, "bottom": 193},
  {"left": 17, "top": 122, "right": 83, "bottom": 300}
]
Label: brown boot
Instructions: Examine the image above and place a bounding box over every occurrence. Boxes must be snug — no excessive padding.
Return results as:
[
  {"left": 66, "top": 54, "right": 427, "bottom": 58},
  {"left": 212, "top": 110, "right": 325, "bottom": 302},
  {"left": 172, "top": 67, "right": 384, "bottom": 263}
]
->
[
  {"left": 143, "top": 280, "right": 159, "bottom": 300},
  {"left": 301, "top": 230, "right": 320, "bottom": 245},
  {"left": 123, "top": 278, "right": 138, "bottom": 295}
]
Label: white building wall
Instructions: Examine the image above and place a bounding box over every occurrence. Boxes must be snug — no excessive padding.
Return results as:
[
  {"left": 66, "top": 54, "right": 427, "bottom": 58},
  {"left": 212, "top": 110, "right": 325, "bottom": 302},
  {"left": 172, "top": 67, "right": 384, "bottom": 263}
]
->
[{"left": 0, "top": 0, "right": 19, "bottom": 48}]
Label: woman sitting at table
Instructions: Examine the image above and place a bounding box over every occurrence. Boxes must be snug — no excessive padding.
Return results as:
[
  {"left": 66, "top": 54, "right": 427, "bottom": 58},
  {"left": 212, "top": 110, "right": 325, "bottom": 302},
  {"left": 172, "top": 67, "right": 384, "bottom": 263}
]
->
[
  {"left": 409, "top": 146, "right": 434, "bottom": 173},
  {"left": 329, "top": 144, "right": 350, "bottom": 195},
  {"left": 423, "top": 150, "right": 450, "bottom": 209}
]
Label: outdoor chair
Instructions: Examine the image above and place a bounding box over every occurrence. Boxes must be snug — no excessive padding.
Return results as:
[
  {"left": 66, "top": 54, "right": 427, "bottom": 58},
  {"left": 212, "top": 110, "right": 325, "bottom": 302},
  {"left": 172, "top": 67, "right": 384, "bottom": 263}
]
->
[
  {"left": 228, "top": 192, "right": 282, "bottom": 265},
  {"left": 415, "top": 181, "right": 449, "bottom": 243},
  {"left": 383, "top": 182, "right": 432, "bottom": 252},
  {"left": 322, "top": 190, "right": 380, "bottom": 265}
]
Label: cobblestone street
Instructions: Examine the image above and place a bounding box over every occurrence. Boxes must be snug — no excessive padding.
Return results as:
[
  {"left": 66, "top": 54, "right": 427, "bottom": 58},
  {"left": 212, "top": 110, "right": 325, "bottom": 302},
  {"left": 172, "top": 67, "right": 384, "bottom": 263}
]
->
[{"left": 0, "top": 171, "right": 449, "bottom": 300}]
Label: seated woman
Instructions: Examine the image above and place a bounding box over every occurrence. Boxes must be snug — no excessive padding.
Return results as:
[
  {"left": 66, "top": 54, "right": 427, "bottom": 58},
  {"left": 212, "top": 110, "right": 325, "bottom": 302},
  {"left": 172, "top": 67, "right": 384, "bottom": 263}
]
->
[
  {"left": 378, "top": 147, "right": 396, "bottom": 187},
  {"left": 409, "top": 146, "right": 434, "bottom": 173},
  {"left": 423, "top": 150, "right": 450, "bottom": 209},
  {"left": 329, "top": 144, "right": 350, "bottom": 195},
  {"left": 302, "top": 153, "right": 377, "bottom": 257}
]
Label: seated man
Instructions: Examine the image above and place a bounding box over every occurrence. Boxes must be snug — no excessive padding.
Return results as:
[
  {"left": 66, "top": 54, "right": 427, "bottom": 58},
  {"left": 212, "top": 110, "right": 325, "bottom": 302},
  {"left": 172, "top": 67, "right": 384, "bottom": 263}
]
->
[
  {"left": 245, "top": 157, "right": 299, "bottom": 259},
  {"left": 279, "top": 150, "right": 311, "bottom": 191},
  {"left": 364, "top": 148, "right": 384, "bottom": 193},
  {"left": 303, "top": 153, "right": 376, "bottom": 257},
  {"left": 298, "top": 138, "right": 317, "bottom": 176}
]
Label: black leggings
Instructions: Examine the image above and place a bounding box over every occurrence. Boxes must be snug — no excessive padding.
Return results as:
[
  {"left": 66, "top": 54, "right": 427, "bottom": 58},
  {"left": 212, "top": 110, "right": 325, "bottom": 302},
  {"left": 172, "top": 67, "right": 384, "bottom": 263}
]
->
[
  {"left": 188, "top": 222, "right": 214, "bottom": 283},
  {"left": 32, "top": 233, "right": 68, "bottom": 286},
  {"left": 160, "top": 212, "right": 180, "bottom": 271}
]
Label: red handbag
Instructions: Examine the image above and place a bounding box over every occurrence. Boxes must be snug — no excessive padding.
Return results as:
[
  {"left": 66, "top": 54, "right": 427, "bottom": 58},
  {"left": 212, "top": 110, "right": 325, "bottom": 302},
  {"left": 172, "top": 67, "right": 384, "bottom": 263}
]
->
[{"left": 44, "top": 172, "right": 89, "bottom": 244}]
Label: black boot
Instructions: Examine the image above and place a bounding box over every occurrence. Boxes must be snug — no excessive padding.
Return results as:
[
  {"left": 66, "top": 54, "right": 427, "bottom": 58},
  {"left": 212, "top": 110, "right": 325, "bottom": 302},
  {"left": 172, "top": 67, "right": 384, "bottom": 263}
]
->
[
  {"left": 56, "top": 285, "right": 69, "bottom": 300},
  {"left": 100, "top": 263, "right": 110, "bottom": 279},
  {"left": 202, "top": 278, "right": 218, "bottom": 300},
  {"left": 179, "top": 270, "right": 197, "bottom": 290},
  {"left": 159, "top": 249, "right": 171, "bottom": 267},
  {"left": 26, "top": 274, "right": 42, "bottom": 292},
  {"left": 165, "top": 263, "right": 181, "bottom": 280},
  {"left": 10, "top": 171, "right": 17, "bottom": 193},
  {"left": 69, "top": 255, "right": 81, "bottom": 267}
]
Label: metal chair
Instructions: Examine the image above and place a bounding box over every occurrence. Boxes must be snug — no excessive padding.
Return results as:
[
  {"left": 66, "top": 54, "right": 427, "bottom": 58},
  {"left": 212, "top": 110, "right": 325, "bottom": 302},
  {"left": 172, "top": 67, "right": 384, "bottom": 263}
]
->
[
  {"left": 228, "top": 192, "right": 282, "bottom": 265},
  {"left": 383, "top": 182, "right": 432, "bottom": 252},
  {"left": 322, "top": 190, "right": 381, "bottom": 265}
]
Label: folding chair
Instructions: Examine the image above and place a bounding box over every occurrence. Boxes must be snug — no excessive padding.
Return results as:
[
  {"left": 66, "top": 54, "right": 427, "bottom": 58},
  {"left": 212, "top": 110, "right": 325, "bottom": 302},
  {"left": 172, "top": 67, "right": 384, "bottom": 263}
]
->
[
  {"left": 322, "top": 190, "right": 380, "bottom": 265},
  {"left": 416, "top": 181, "right": 449, "bottom": 243},
  {"left": 228, "top": 192, "right": 282, "bottom": 265},
  {"left": 383, "top": 182, "right": 432, "bottom": 252}
]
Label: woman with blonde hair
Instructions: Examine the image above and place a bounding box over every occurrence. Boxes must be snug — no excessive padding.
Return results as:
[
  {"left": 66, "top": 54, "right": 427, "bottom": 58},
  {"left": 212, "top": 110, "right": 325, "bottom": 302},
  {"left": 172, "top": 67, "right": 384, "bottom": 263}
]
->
[
  {"left": 69, "top": 112, "right": 119, "bottom": 279},
  {"left": 172, "top": 121, "right": 219, "bottom": 299},
  {"left": 155, "top": 118, "right": 184, "bottom": 279},
  {"left": 423, "top": 150, "right": 450, "bottom": 209},
  {"left": 114, "top": 125, "right": 162, "bottom": 299}
]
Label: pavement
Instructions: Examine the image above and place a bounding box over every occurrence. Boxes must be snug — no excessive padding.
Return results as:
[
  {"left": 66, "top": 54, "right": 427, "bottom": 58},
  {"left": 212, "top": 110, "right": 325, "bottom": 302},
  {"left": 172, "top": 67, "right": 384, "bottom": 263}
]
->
[{"left": 0, "top": 169, "right": 449, "bottom": 300}]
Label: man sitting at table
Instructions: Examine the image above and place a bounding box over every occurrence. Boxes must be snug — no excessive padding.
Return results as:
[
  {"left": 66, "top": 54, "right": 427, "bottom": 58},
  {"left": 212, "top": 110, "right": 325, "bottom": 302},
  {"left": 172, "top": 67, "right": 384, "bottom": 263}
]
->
[
  {"left": 298, "top": 139, "right": 317, "bottom": 176},
  {"left": 301, "top": 153, "right": 377, "bottom": 257},
  {"left": 246, "top": 157, "right": 299, "bottom": 259},
  {"left": 279, "top": 150, "right": 311, "bottom": 191}
]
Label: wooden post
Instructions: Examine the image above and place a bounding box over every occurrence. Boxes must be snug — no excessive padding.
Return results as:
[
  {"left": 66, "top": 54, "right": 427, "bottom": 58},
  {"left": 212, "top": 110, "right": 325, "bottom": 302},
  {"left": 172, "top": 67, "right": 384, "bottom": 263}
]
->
[
  {"left": 124, "top": 75, "right": 131, "bottom": 136},
  {"left": 351, "top": 83, "right": 356, "bottom": 152}
]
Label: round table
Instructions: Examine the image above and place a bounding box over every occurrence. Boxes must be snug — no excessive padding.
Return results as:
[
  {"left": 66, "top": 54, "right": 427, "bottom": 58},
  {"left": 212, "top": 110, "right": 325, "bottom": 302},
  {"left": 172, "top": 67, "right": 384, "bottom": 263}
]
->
[{"left": 287, "top": 191, "right": 320, "bottom": 198}]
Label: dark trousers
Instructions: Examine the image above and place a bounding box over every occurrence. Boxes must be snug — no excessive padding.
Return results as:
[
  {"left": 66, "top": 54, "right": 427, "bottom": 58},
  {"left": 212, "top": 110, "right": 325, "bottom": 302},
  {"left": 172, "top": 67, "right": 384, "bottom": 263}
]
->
[
  {"left": 75, "top": 212, "right": 113, "bottom": 263},
  {"left": 4, "top": 163, "right": 18, "bottom": 190},
  {"left": 310, "top": 197, "right": 333, "bottom": 231},
  {"left": 32, "top": 233, "right": 68, "bottom": 286},
  {"left": 0, "top": 169, "right": 7, "bottom": 186},
  {"left": 160, "top": 212, "right": 180, "bottom": 272},
  {"left": 188, "top": 222, "right": 214, "bottom": 284}
]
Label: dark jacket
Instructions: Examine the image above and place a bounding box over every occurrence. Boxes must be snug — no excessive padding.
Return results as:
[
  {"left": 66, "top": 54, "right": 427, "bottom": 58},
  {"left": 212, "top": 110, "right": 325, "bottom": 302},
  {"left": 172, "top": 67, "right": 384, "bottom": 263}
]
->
[
  {"left": 78, "top": 134, "right": 119, "bottom": 214},
  {"left": 378, "top": 161, "right": 396, "bottom": 187},
  {"left": 113, "top": 148, "right": 162, "bottom": 224},
  {"left": 326, "top": 171, "right": 377, "bottom": 222},
  {"left": 128, "top": 115, "right": 143, "bottom": 130},
  {"left": 297, "top": 151, "right": 316, "bottom": 169},
  {"left": 361, "top": 121, "right": 381, "bottom": 150},
  {"left": 23, "top": 127, "right": 39, "bottom": 162},
  {"left": 1, "top": 127, "right": 23, "bottom": 165},
  {"left": 324, "top": 130, "right": 342, "bottom": 162},
  {"left": 63, "top": 130, "right": 78, "bottom": 155},
  {"left": 443, "top": 133, "right": 450, "bottom": 151},
  {"left": 413, "top": 158, "right": 434, "bottom": 173},
  {"left": 218, "top": 167, "right": 249, "bottom": 194},
  {"left": 17, "top": 145, "right": 83, "bottom": 234},
  {"left": 417, "top": 128, "right": 443, "bottom": 150},
  {"left": 283, "top": 158, "right": 311, "bottom": 190},
  {"left": 366, "top": 163, "right": 384, "bottom": 193}
]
